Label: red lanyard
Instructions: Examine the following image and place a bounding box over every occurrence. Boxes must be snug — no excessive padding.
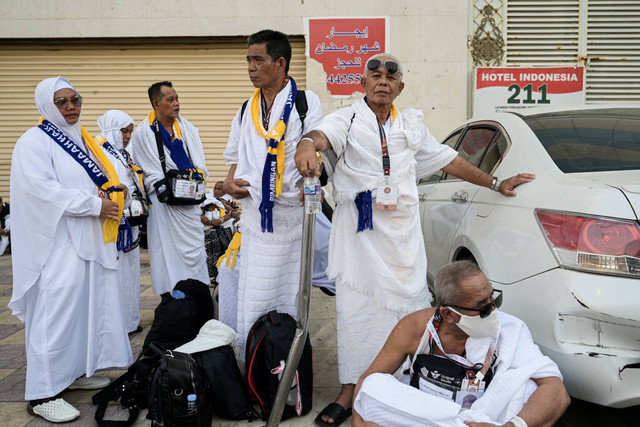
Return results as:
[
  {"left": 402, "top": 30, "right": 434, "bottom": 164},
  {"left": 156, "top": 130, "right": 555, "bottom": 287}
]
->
[{"left": 377, "top": 121, "right": 391, "bottom": 176}]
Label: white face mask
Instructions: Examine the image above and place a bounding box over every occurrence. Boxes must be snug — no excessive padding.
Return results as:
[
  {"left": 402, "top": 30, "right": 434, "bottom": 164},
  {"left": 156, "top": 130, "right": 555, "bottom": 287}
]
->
[{"left": 448, "top": 307, "right": 499, "bottom": 338}]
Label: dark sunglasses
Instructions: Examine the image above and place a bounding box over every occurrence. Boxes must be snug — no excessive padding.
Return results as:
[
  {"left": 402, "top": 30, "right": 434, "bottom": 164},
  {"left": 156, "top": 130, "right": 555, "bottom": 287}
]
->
[
  {"left": 366, "top": 59, "right": 400, "bottom": 75},
  {"left": 53, "top": 95, "right": 83, "bottom": 109},
  {"left": 444, "top": 289, "right": 503, "bottom": 318}
]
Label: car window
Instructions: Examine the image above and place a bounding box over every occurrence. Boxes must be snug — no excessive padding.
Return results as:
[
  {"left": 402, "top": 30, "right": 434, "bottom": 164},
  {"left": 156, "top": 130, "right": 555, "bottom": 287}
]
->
[
  {"left": 478, "top": 132, "right": 508, "bottom": 174},
  {"left": 443, "top": 125, "right": 497, "bottom": 181},
  {"left": 418, "top": 129, "right": 462, "bottom": 184},
  {"left": 526, "top": 115, "right": 640, "bottom": 172}
]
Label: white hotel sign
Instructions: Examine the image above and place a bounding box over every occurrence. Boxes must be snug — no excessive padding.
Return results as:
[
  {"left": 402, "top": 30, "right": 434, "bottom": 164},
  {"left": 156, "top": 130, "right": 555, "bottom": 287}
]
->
[{"left": 474, "top": 67, "right": 585, "bottom": 116}]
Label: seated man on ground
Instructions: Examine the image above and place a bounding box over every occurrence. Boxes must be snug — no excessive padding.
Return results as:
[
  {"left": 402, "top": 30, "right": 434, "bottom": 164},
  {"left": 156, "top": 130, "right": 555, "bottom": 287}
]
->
[{"left": 352, "top": 261, "right": 570, "bottom": 427}]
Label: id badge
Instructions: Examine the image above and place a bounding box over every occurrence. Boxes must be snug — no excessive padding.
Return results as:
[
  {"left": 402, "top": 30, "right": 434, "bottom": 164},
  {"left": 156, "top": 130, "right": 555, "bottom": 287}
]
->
[
  {"left": 195, "top": 181, "right": 206, "bottom": 199},
  {"left": 173, "top": 178, "right": 196, "bottom": 199},
  {"left": 455, "top": 378, "right": 486, "bottom": 408},
  {"left": 130, "top": 199, "right": 143, "bottom": 217},
  {"left": 376, "top": 181, "right": 398, "bottom": 211}
]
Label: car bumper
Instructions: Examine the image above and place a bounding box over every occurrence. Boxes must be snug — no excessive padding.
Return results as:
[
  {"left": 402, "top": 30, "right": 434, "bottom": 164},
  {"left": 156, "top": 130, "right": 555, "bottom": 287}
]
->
[{"left": 498, "top": 268, "right": 640, "bottom": 408}]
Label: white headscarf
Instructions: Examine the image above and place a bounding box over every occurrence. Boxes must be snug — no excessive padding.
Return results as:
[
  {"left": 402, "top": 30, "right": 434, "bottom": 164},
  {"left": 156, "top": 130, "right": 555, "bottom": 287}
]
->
[
  {"left": 35, "top": 76, "right": 83, "bottom": 146},
  {"left": 97, "top": 110, "right": 135, "bottom": 152}
]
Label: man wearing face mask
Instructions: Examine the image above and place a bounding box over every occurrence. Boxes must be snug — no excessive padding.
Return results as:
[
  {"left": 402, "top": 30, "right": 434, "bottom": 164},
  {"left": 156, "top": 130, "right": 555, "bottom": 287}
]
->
[{"left": 351, "top": 261, "right": 570, "bottom": 427}]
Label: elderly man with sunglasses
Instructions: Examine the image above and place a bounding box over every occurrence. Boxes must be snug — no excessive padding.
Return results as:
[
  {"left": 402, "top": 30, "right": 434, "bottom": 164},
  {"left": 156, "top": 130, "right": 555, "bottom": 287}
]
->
[
  {"left": 350, "top": 261, "right": 569, "bottom": 427},
  {"left": 295, "top": 54, "right": 535, "bottom": 426}
]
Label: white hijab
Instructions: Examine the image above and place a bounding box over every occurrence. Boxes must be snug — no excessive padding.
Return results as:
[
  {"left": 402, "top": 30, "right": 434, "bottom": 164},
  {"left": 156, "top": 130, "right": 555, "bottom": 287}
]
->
[
  {"left": 35, "top": 76, "right": 83, "bottom": 146},
  {"left": 97, "top": 109, "right": 135, "bottom": 152}
]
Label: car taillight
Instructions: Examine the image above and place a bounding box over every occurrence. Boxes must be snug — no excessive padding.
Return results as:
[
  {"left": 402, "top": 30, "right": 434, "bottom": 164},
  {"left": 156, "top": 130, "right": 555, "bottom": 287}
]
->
[{"left": 536, "top": 209, "right": 640, "bottom": 277}]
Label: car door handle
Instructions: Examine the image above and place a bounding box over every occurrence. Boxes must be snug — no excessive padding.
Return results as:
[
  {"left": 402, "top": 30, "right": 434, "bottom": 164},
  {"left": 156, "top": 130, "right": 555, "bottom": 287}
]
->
[{"left": 451, "top": 190, "right": 468, "bottom": 202}]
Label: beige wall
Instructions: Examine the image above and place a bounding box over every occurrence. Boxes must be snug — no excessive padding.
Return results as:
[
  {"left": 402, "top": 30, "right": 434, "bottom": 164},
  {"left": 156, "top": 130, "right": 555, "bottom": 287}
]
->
[{"left": 0, "top": 0, "right": 470, "bottom": 139}]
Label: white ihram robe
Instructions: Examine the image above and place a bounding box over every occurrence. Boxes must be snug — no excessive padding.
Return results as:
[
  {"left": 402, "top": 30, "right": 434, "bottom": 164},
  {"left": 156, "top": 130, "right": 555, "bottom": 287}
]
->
[
  {"left": 97, "top": 109, "right": 140, "bottom": 333},
  {"left": 9, "top": 77, "right": 133, "bottom": 400},
  {"left": 132, "top": 115, "right": 209, "bottom": 295},
  {"left": 222, "top": 82, "right": 322, "bottom": 356},
  {"left": 316, "top": 99, "right": 458, "bottom": 383},
  {"left": 354, "top": 312, "right": 563, "bottom": 427}
]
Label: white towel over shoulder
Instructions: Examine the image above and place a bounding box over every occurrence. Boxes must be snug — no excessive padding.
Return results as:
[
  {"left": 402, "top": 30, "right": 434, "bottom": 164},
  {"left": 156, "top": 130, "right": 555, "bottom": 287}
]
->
[{"left": 354, "top": 312, "right": 562, "bottom": 426}]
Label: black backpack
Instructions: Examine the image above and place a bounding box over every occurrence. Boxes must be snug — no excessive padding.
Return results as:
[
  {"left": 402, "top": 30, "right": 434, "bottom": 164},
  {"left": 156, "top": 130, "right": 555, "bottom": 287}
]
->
[
  {"left": 92, "top": 279, "right": 213, "bottom": 426},
  {"left": 195, "top": 345, "right": 253, "bottom": 420},
  {"left": 92, "top": 348, "right": 160, "bottom": 427},
  {"left": 147, "top": 344, "right": 213, "bottom": 427},
  {"left": 143, "top": 279, "right": 214, "bottom": 352},
  {"left": 245, "top": 310, "right": 313, "bottom": 420}
]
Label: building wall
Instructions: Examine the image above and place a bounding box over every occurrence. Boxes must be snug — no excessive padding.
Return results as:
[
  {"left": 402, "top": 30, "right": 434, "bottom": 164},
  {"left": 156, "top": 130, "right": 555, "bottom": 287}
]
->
[{"left": 0, "top": 0, "right": 471, "bottom": 139}]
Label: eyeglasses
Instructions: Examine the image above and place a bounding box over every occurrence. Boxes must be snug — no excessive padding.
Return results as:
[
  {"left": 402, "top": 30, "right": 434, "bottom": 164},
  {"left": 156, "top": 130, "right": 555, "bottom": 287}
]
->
[
  {"left": 366, "top": 59, "right": 400, "bottom": 75},
  {"left": 444, "top": 289, "right": 503, "bottom": 318},
  {"left": 53, "top": 95, "right": 83, "bottom": 109}
]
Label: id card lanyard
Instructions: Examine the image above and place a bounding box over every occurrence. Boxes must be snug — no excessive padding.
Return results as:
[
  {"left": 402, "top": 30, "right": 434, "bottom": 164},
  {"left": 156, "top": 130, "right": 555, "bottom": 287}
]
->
[
  {"left": 375, "top": 114, "right": 398, "bottom": 210},
  {"left": 377, "top": 120, "right": 391, "bottom": 177},
  {"left": 427, "top": 312, "right": 498, "bottom": 385}
]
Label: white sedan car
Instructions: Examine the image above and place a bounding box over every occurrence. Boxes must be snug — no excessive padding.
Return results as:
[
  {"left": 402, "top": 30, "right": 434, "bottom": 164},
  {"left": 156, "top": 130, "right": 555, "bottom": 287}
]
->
[{"left": 418, "top": 105, "right": 640, "bottom": 408}]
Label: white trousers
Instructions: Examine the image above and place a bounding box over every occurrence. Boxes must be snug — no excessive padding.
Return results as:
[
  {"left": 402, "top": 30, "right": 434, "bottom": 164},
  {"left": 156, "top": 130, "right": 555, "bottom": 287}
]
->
[{"left": 336, "top": 286, "right": 412, "bottom": 384}]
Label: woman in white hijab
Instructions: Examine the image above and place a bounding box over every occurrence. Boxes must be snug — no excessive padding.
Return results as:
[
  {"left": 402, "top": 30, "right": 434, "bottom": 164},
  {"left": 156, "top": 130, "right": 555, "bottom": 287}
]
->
[
  {"left": 97, "top": 110, "right": 144, "bottom": 334},
  {"left": 9, "top": 77, "right": 133, "bottom": 423}
]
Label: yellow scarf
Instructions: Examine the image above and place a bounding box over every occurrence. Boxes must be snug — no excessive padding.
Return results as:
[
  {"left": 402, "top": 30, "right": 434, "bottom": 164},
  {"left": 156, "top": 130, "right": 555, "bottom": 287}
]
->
[
  {"left": 147, "top": 110, "right": 182, "bottom": 140},
  {"left": 96, "top": 135, "right": 150, "bottom": 204},
  {"left": 217, "top": 231, "right": 241, "bottom": 269},
  {"left": 250, "top": 89, "right": 287, "bottom": 197},
  {"left": 80, "top": 127, "right": 123, "bottom": 243},
  {"left": 147, "top": 110, "right": 206, "bottom": 183},
  {"left": 390, "top": 104, "right": 398, "bottom": 124}
]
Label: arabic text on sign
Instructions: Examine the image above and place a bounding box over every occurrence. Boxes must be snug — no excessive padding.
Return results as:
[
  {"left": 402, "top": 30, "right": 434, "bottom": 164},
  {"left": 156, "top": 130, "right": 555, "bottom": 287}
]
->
[
  {"left": 334, "top": 57, "right": 362, "bottom": 70},
  {"left": 326, "top": 26, "right": 369, "bottom": 39}
]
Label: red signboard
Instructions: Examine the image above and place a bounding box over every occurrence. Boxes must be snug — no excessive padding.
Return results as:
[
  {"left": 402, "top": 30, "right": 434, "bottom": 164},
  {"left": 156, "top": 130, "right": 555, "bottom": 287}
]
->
[{"left": 307, "top": 17, "right": 387, "bottom": 96}]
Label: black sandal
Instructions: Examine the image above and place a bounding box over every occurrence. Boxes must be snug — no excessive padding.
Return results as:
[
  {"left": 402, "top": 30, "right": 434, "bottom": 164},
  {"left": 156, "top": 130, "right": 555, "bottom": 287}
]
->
[{"left": 314, "top": 402, "right": 352, "bottom": 426}]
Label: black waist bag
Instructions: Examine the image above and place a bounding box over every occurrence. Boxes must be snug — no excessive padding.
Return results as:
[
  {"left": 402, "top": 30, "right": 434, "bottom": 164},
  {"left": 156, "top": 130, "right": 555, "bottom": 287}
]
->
[
  {"left": 152, "top": 119, "right": 205, "bottom": 206},
  {"left": 245, "top": 310, "right": 313, "bottom": 420},
  {"left": 195, "top": 345, "right": 252, "bottom": 420},
  {"left": 125, "top": 190, "right": 149, "bottom": 226},
  {"left": 147, "top": 344, "right": 212, "bottom": 427},
  {"left": 154, "top": 169, "right": 206, "bottom": 206},
  {"left": 410, "top": 354, "right": 494, "bottom": 396}
]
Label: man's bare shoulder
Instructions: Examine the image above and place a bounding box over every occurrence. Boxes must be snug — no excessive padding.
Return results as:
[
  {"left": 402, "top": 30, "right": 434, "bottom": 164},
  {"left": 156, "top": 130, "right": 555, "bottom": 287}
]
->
[{"left": 396, "top": 307, "right": 436, "bottom": 340}]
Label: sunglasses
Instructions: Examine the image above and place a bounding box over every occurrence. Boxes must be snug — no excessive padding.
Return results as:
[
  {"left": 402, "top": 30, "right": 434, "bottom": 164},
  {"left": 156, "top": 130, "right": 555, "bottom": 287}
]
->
[
  {"left": 366, "top": 59, "right": 400, "bottom": 75},
  {"left": 444, "top": 289, "right": 503, "bottom": 318},
  {"left": 53, "top": 95, "right": 83, "bottom": 109}
]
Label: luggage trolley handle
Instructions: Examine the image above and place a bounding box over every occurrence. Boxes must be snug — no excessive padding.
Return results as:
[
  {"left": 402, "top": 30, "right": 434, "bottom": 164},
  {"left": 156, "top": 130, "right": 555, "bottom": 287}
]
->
[{"left": 265, "top": 211, "right": 316, "bottom": 426}]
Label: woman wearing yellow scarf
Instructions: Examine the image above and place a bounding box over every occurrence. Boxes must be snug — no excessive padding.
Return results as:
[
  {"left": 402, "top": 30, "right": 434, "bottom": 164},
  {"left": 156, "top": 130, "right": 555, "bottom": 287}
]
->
[{"left": 8, "top": 77, "right": 133, "bottom": 423}]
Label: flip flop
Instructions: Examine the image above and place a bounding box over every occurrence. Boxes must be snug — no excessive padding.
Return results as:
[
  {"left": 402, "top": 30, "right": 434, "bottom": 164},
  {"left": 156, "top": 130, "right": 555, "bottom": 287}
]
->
[{"left": 314, "top": 402, "right": 352, "bottom": 427}]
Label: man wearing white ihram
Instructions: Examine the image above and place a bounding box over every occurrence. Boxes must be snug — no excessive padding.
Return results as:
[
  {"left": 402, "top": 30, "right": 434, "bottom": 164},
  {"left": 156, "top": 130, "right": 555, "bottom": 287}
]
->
[
  {"left": 9, "top": 77, "right": 133, "bottom": 423},
  {"left": 97, "top": 110, "right": 144, "bottom": 333},
  {"left": 295, "top": 54, "right": 534, "bottom": 426},
  {"left": 132, "top": 81, "right": 209, "bottom": 295},
  {"left": 351, "top": 261, "right": 570, "bottom": 427},
  {"left": 220, "top": 29, "right": 322, "bottom": 356}
]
